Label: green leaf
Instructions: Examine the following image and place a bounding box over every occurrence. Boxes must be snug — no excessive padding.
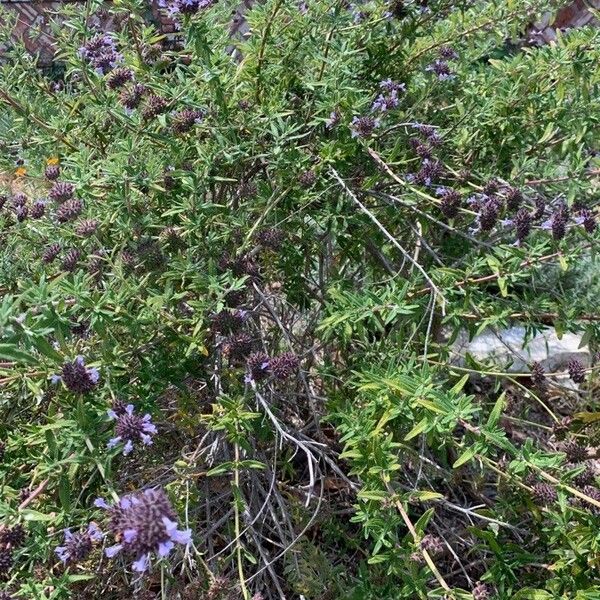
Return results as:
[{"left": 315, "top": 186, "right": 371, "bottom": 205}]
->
[
  {"left": 453, "top": 447, "right": 476, "bottom": 468},
  {"left": 487, "top": 392, "right": 505, "bottom": 427},
  {"left": 21, "top": 509, "right": 54, "bottom": 522},
  {"left": 0, "top": 344, "right": 37, "bottom": 365},
  {"left": 404, "top": 418, "right": 429, "bottom": 440}
]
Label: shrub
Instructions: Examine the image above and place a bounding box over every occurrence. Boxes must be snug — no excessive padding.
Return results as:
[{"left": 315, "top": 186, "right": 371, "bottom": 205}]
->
[{"left": 0, "top": 0, "right": 599, "bottom": 598}]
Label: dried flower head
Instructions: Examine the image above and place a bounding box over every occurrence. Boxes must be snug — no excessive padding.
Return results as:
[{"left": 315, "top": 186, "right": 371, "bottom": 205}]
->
[
  {"left": 478, "top": 196, "right": 501, "bottom": 232},
  {"left": 211, "top": 310, "right": 247, "bottom": 334},
  {"left": 223, "top": 333, "right": 254, "bottom": 361},
  {"left": 530, "top": 362, "right": 546, "bottom": 388},
  {"left": 53, "top": 356, "right": 99, "bottom": 394},
  {"left": 55, "top": 523, "right": 103, "bottom": 564},
  {"left": 171, "top": 108, "right": 203, "bottom": 134},
  {"left": 419, "top": 534, "right": 444, "bottom": 555},
  {"left": 256, "top": 227, "right": 285, "bottom": 250},
  {"left": 62, "top": 248, "right": 82, "bottom": 272},
  {"left": 552, "top": 416, "right": 572, "bottom": 440},
  {"left": 49, "top": 182, "right": 75, "bottom": 203},
  {"left": 505, "top": 186, "right": 523, "bottom": 210},
  {"left": 563, "top": 440, "right": 588, "bottom": 463},
  {"left": 298, "top": 170, "right": 317, "bottom": 188},
  {"left": 549, "top": 203, "right": 569, "bottom": 240},
  {"left": 30, "top": 200, "right": 46, "bottom": 219},
  {"left": 120, "top": 84, "right": 146, "bottom": 110},
  {"left": 246, "top": 352, "right": 270, "bottom": 382},
  {"left": 471, "top": 582, "right": 491, "bottom": 600},
  {"left": 95, "top": 487, "right": 192, "bottom": 573},
  {"left": 426, "top": 59, "right": 454, "bottom": 80},
  {"left": 514, "top": 208, "right": 532, "bottom": 243},
  {"left": 269, "top": 352, "right": 300, "bottom": 379},
  {"left": 413, "top": 159, "right": 443, "bottom": 187},
  {"left": 56, "top": 198, "right": 83, "bottom": 223},
  {"left": 437, "top": 188, "right": 461, "bottom": 220},
  {"left": 141, "top": 95, "right": 169, "bottom": 120},
  {"left": 0, "top": 549, "right": 12, "bottom": 581},
  {"left": 106, "top": 67, "right": 134, "bottom": 90},
  {"left": 531, "top": 482, "right": 557, "bottom": 505},
  {"left": 0, "top": 525, "right": 25, "bottom": 548},
  {"left": 107, "top": 404, "right": 157, "bottom": 456},
  {"left": 74, "top": 219, "right": 99, "bottom": 237},
  {"left": 45, "top": 164, "right": 61, "bottom": 180},
  {"left": 568, "top": 359, "right": 586, "bottom": 384},
  {"left": 42, "top": 242, "right": 61, "bottom": 264},
  {"left": 569, "top": 463, "right": 595, "bottom": 487}
]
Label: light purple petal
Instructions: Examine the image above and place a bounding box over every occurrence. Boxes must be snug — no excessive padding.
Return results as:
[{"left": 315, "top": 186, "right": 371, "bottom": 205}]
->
[
  {"left": 51, "top": 374, "right": 62, "bottom": 385},
  {"left": 55, "top": 546, "right": 68, "bottom": 562},
  {"left": 126, "top": 404, "right": 134, "bottom": 415},
  {"left": 105, "top": 543, "right": 123, "bottom": 558},
  {"left": 107, "top": 409, "right": 118, "bottom": 420},
  {"left": 158, "top": 540, "right": 175, "bottom": 557},
  {"left": 75, "top": 355, "right": 85, "bottom": 366},
  {"left": 107, "top": 436, "right": 122, "bottom": 449},
  {"left": 123, "top": 440, "right": 134, "bottom": 455},
  {"left": 119, "top": 497, "right": 132, "bottom": 510},
  {"left": 87, "top": 523, "right": 104, "bottom": 541},
  {"left": 169, "top": 528, "right": 192, "bottom": 545},
  {"left": 142, "top": 422, "right": 157, "bottom": 434},
  {"left": 132, "top": 553, "right": 150, "bottom": 572},
  {"left": 63, "top": 529, "right": 74, "bottom": 541},
  {"left": 88, "top": 368, "right": 100, "bottom": 383},
  {"left": 94, "top": 497, "right": 110, "bottom": 509},
  {"left": 123, "top": 528, "right": 138, "bottom": 543},
  {"left": 140, "top": 434, "right": 153, "bottom": 445}
]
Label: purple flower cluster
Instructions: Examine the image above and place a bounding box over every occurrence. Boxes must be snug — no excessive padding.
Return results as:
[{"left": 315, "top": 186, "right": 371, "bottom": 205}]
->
[
  {"left": 79, "top": 34, "right": 122, "bottom": 75},
  {"left": 409, "top": 158, "right": 443, "bottom": 187},
  {"left": 160, "top": 0, "right": 217, "bottom": 21},
  {"left": 49, "top": 182, "right": 74, "bottom": 203},
  {"left": 107, "top": 404, "right": 157, "bottom": 456},
  {"left": 245, "top": 351, "right": 300, "bottom": 383},
  {"left": 436, "top": 187, "right": 461, "bottom": 220},
  {"left": 106, "top": 67, "right": 134, "bottom": 90},
  {"left": 171, "top": 108, "right": 203, "bottom": 134},
  {"left": 350, "top": 115, "right": 379, "bottom": 138},
  {"left": 55, "top": 524, "right": 103, "bottom": 565},
  {"left": 426, "top": 46, "right": 458, "bottom": 81},
  {"left": 95, "top": 488, "right": 192, "bottom": 573},
  {"left": 371, "top": 80, "right": 405, "bottom": 113},
  {"left": 52, "top": 356, "right": 99, "bottom": 394}
]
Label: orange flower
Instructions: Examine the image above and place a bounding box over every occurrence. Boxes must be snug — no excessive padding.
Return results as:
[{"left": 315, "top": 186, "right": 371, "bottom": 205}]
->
[
  {"left": 46, "top": 157, "right": 60, "bottom": 166},
  {"left": 14, "top": 167, "right": 27, "bottom": 177}
]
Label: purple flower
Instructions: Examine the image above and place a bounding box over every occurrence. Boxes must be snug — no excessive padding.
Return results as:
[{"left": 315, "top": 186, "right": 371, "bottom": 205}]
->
[
  {"left": 171, "top": 108, "right": 204, "bottom": 134},
  {"left": 96, "top": 488, "right": 192, "bottom": 573},
  {"left": 107, "top": 404, "right": 157, "bottom": 456},
  {"left": 55, "top": 523, "right": 103, "bottom": 565},
  {"left": 426, "top": 59, "right": 454, "bottom": 81},
  {"left": 80, "top": 34, "right": 122, "bottom": 75},
  {"left": 269, "top": 352, "right": 300, "bottom": 380},
  {"left": 371, "top": 80, "right": 405, "bottom": 113},
  {"left": 246, "top": 352, "right": 270, "bottom": 382},
  {"left": 49, "top": 182, "right": 74, "bottom": 203},
  {"left": 54, "top": 356, "right": 99, "bottom": 394},
  {"left": 438, "top": 45, "right": 458, "bottom": 60},
  {"left": 325, "top": 109, "right": 340, "bottom": 129},
  {"left": 436, "top": 187, "right": 461, "bottom": 220},
  {"left": 350, "top": 115, "right": 379, "bottom": 138}
]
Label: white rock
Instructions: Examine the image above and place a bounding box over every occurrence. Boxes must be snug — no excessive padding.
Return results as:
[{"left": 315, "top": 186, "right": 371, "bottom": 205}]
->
[{"left": 450, "top": 326, "right": 590, "bottom": 374}]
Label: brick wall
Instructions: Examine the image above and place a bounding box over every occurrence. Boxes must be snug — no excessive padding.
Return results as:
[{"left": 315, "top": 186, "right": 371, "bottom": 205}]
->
[{"left": 0, "top": 0, "right": 176, "bottom": 65}]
